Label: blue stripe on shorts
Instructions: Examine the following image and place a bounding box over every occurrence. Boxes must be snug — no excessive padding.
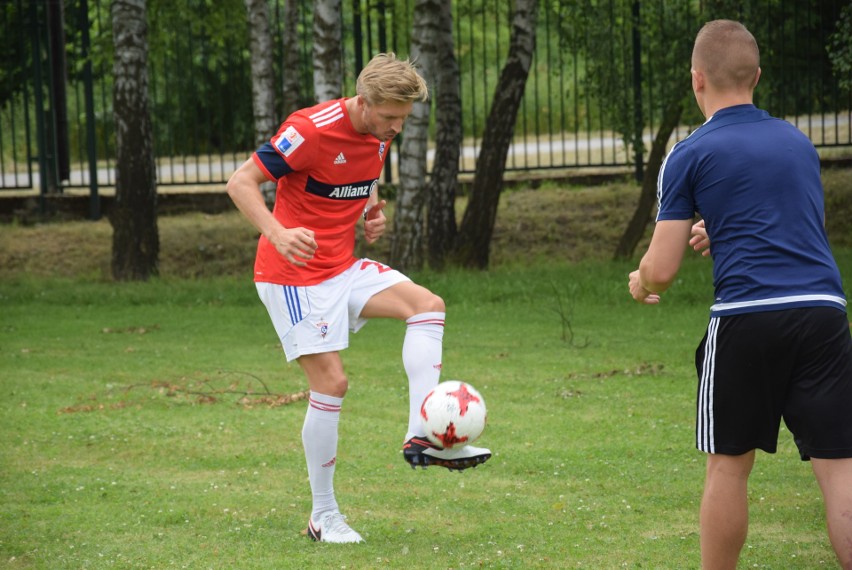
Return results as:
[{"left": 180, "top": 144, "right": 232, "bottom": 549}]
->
[{"left": 283, "top": 285, "right": 303, "bottom": 325}]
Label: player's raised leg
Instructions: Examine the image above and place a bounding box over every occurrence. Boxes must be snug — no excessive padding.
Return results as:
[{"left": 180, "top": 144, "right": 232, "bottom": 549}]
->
[
  {"left": 361, "top": 281, "right": 492, "bottom": 471},
  {"left": 401, "top": 310, "right": 446, "bottom": 438}
]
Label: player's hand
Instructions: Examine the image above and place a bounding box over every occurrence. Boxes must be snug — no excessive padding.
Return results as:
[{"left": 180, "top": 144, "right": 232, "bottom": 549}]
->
[
  {"left": 268, "top": 226, "right": 317, "bottom": 266},
  {"left": 689, "top": 219, "right": 711, "bottom": 257},
  {"left": 629, "top": 269, "right": 660, "bottom": 304},
  {"left": 364, "top": 200, "right": 387, "bottom": 245}
]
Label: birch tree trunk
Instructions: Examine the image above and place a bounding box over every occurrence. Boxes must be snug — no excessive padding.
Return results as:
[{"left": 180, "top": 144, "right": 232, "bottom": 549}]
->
[
  {"left": 244, "top": 0, "right": 278, "bottom": 208},
  {"left": 390, "top": 0, "right": 442, "bottom": 271},
  {"left": 426, "top": 0, "right": 462, "bottom": 270},
  {"left": 281, "top": 0, "right": 302, "bottom": 117},
  {"left": 453, "top": 0, "right": 538, "bottom": 269},
  {"left": 244, "top": 0, "right": 276, "bottom": 147},
  {"left": 312, "top": 0, "right": 342, "bottom": 102},
  {"left": 110, "top": 0, "right": 158, "bottom": 281}
]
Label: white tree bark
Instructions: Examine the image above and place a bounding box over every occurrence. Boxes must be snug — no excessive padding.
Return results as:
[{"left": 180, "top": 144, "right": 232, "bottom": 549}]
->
[
  {"left": 244, "top": 0, "right": 277, "bottom": 147},
  {"left": 312, "top": 0, "right": 342, "bottom": 102},
  {"left": 390, "top": 0, "right": 444, "bottom": 271},
  {"left": 281, "top": 0, "right": 302, "bottom": 117}
]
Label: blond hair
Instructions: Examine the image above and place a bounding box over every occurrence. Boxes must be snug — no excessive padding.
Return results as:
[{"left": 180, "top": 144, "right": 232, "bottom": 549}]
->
[
  {"left": 692, "top": 20, "right": 760, "bottom": 91},
  {"left": 356, "top": 53, "right": 429, "bottom": 105}
]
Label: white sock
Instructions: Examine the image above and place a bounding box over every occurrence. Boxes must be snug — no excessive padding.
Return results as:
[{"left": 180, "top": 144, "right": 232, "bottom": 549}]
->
[
  {"left": 402, "top": 312, "right": 445, "bottom": 440},
  {"left": 302, "top": 391, "right": 342, "bottom": 521}
]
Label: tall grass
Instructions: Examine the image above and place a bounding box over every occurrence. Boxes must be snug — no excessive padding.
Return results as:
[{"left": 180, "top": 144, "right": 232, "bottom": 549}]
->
[{"left": 2, "top": 253, "right": 849, "bottom": 568}]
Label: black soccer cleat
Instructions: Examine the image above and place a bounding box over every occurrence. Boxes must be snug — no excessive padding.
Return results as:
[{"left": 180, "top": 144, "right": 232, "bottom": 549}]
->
[{"left": 402, "top": 436, "right": 491, "bottom": 471}]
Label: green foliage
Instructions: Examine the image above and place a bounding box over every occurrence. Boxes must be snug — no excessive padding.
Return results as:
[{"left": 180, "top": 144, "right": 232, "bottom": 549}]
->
[
  {"left": 703, "top": 0, "right": 848, "bottom": 115},
  {"left": 145, "top": 0, "right": 255, "bottom": 155},
  {"left": 454, "top": 0, "right": 514, "bottom": 138},
  {"left": 0, "top": 0, "right": 28, "bottom": 107},
  {"left": 556, "top": 0, "right": 698, "bottom": 155},
  {"left": 827, "top": 2, "right": 852, "bottom": 91}
]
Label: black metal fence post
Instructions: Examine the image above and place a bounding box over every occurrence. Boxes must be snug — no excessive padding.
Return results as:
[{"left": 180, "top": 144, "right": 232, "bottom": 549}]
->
[
  {"left": 80, "top": 0, "right": 100, "bottom": 220},
  {"left": 46, "top": 0, "right": 70, "bottom": 185},
  {"left": 28, "top": 0, "right": 49, "bottom": 210},
  {"left": 631, "top": 0, "right": 644, "bottom": 183}
]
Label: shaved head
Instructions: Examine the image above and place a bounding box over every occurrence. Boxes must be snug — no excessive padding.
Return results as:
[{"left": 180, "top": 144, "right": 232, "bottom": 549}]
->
[{"left": 692, "top": 20, "right": 760, "bottom": 91}]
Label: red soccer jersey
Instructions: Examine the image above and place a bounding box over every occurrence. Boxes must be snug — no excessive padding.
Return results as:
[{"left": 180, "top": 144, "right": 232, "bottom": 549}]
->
[{"left": 251, "top": 98, "right": 389, "bottom": 286}]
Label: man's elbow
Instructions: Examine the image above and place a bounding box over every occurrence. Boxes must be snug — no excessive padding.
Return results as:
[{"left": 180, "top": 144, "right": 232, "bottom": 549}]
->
[{"left": 226, "top": 170, "right": 250, "bottom": 201}]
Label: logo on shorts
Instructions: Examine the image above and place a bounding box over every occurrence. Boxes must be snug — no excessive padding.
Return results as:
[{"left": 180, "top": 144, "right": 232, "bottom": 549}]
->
[
  {"left": 359, "top": 260, "right": 393, "bottom": 273},
  {"left": 315, "top": 320, "right": 329, "bottom": 339}
]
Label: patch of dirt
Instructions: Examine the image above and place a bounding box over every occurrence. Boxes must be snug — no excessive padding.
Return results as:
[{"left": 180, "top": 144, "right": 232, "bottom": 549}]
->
[
  {"left": 0, "top": 211, "right": 261, "bottom": 280},
  {"left": 1, "top": 169, "right": 849, "bottom": 280}
]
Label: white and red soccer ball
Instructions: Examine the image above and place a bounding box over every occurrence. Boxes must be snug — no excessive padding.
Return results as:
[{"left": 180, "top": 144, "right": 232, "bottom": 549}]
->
[{"left": 420, "top": 380, "right": 487, "bottom": 449}]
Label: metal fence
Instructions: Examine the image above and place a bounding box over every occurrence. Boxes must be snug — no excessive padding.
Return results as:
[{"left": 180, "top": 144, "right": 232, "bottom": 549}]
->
[{"left": 1, "top": 0, "right": 850, "bottom": 200}]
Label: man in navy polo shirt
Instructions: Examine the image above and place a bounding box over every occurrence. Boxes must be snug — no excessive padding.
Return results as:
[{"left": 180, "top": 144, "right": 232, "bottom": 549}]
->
[{"left": 629, "top": 19, "right": 852, "bottom": 569}]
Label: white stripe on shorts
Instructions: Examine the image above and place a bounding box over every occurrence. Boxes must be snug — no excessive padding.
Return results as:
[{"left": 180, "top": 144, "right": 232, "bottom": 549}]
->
[{"left": 697, "top": 317, "right": 719, "bottom": 453}]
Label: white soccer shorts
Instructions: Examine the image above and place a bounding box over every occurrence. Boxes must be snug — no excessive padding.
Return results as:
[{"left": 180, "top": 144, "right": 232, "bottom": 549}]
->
[{"left": 255, "top": 258, "right": 410, "bottom": 361}]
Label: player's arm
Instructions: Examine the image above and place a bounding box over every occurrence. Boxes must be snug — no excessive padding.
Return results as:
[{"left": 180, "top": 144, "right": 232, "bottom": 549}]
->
[
  {"left": 629, "top": 219, "right": 693, "bottom": 304},
  {"left": 226, "top": 157, "right": 317, "bottom": 266}
]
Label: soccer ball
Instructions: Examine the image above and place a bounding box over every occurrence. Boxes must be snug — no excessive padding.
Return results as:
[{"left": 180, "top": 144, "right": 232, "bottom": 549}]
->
[{"left": 420, "top": 380, "right": 487, "bottom": 449}]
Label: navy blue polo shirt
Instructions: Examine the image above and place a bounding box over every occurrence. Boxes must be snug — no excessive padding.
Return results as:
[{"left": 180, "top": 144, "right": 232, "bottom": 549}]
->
[{"left": 656, "top": 104, "right": 846, "bottom": 317}]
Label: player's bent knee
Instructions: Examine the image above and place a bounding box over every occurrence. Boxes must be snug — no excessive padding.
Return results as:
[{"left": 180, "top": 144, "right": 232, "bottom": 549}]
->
[
  {"left": 404, "top": 289, "right": 445, "bottom": 316},
  {"left": 320, "top": 374, "right": 349, "bottom": 398},
  {"left": 302, "top": 361, "right": 350, "bottom": 397},
  {"left": 426, "top": 293, "right": 445, "bottom": 313}
]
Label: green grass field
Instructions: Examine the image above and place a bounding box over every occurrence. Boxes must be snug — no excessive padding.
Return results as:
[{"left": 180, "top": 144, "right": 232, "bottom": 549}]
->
[
  {"left": 2, "top": 254, "right": 850, "bottom": 568},
  {"left": 1, "top": 172, "right": 851, "bottom": 568}
]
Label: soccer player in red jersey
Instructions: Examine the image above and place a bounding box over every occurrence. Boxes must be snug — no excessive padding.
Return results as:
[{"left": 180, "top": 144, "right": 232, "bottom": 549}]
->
[{"left": 227, "top": 53, "right": 490, "bottom": 544}]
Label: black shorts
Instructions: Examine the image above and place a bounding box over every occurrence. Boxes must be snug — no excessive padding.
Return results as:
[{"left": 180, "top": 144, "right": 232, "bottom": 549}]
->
[{"left": 694, "top": 306, "right": 852, "bottom": 460}]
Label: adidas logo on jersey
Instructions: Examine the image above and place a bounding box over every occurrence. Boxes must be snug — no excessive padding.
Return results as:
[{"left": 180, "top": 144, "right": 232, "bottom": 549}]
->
[{"left": 334, "top": 152, "right": 347, "bottom": 165}]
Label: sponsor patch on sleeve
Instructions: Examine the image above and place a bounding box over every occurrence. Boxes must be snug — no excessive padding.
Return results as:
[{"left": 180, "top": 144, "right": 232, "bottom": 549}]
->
[{"left": 274, "top": 126, "right": 305, "bottom": 158}]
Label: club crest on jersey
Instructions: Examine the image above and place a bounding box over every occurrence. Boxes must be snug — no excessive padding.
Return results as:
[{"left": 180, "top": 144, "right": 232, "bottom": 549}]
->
[
  {"left": 315, "top": 320, "right": 329, "bottom": 339},
  {"left": 274, "top": 125, "right": 305, "bottom": 157},
  {"left": 378, "top": 141, "right": 386, "bottom": 160}
]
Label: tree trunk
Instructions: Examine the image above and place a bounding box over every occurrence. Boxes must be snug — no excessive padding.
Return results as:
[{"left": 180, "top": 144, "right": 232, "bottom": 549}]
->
[
  {"left": 426, "top": 0, "right": 462, "bottom": 271},
  {"left": 110, "top": 0, "right": 158, "bottom": 281},
  {"left": 312, "top": 0, "right": 342, "bottom": 102},
  {"left": 453, "top": 0, "right": 538, "bottom": 269},
  {"left": 613, "top": 99, "right": 684, "bottom": 260},
  {"left": 244, "top": 0, "right": 276, "bottom": 147},
  {"left": 281, "top": 0, "right": 302, "bottom": 117},
  {"left": 390, "top": 0, "right": 442, "bottom": 272}
]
